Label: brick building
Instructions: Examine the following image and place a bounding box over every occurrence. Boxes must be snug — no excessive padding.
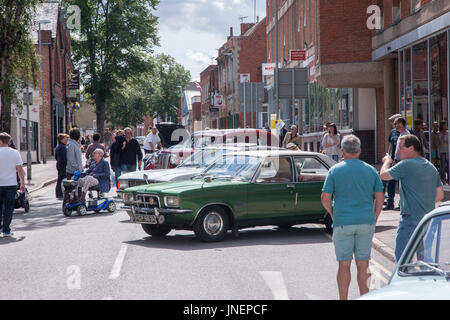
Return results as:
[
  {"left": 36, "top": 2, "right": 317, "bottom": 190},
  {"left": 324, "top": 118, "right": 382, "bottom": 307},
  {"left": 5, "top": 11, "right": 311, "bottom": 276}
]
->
[
  {"left": 33, "top": 1, "right": 75, "bottom": 159},
  {"left": 265, "top": 0, "right": 449, "bottom": 165},
  {"left": 216, "top": 17, "right": 267, "bottom": 129},
  {"left": 199, "top": 65, "right": 219, "bottom": 129},
  {"left": 10, "top": 1, "right": 75, "bottom": 163}
]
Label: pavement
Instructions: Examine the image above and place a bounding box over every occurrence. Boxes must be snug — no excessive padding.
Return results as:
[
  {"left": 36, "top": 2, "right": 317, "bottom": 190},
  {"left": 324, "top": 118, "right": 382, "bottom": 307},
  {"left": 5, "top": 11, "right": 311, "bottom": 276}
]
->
[{"left": 23, "top": 158, "right": 401, "bottom": 264}]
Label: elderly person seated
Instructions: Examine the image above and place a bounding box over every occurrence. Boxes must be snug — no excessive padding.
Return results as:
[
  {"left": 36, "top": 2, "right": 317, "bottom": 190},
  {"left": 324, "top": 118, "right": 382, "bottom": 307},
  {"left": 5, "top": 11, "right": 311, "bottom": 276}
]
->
[{"left": 77, "top": 148, "right": 111, "bottom": 202}]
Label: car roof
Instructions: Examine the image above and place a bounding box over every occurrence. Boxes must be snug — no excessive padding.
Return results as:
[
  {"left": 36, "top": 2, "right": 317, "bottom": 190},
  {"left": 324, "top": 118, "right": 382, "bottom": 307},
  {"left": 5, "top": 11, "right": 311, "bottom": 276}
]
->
[
  {"left": 192, "top": 129, "right": 269, "bottom": 136},
  {"left": 201, "top": 143, "right": 280, "bottom": 150}
]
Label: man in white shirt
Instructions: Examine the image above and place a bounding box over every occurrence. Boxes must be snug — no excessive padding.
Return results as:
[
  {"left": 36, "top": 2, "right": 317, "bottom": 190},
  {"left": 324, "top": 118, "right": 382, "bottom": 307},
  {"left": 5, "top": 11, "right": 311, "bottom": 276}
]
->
[
  {"left": 143, "top": 127, "right": 162, "bottom": 154},
  {"left": 0, "top": 132, "right": 25, "bottom": 237}
]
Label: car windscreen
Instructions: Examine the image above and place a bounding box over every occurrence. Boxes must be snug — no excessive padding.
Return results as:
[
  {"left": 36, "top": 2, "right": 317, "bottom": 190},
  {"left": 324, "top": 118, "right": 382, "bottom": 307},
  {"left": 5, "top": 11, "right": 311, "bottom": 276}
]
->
[
  {"left": 398, "top": 213, "right": 450, "bottom": 277},
  {"left": 179, "top": 149, "right": 225, "bottom": 168},
  {"left": 200, "top": 155, "right": 260, "bottom": 181}
]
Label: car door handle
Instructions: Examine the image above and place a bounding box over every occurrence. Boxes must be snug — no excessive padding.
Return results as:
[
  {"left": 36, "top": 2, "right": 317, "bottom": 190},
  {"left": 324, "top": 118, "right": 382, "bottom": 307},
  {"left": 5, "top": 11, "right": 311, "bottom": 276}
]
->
[{"left": 286, "top": 183, "right": 295, "bottom": 189}]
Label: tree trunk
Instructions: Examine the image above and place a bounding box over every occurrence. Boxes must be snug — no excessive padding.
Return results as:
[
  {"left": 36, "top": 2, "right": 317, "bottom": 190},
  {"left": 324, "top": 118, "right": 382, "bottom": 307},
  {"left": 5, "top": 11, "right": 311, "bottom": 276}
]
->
[
  {"left": 0, "top": 90, "right": 12, "bottom": 133},
  {"left": 96, "top": 99, "right": 106, "bottom": 142}
]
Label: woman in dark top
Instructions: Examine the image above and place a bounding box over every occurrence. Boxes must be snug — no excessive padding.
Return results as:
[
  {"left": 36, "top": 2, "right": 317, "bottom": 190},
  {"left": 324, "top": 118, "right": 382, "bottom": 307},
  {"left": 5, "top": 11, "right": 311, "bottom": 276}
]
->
[
  {"left": 55, "top": 133, "right": 69, "bottom": 198},
  {"left": 110, "top": 130, "right": 125, "bottom": 188}
]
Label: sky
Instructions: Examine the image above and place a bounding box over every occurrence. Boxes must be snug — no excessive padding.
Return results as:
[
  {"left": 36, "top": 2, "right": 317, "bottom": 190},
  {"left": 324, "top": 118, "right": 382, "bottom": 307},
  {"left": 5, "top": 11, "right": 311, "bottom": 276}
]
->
[{"left": 153, "top": 0, "right": 267, "bottom": 81}]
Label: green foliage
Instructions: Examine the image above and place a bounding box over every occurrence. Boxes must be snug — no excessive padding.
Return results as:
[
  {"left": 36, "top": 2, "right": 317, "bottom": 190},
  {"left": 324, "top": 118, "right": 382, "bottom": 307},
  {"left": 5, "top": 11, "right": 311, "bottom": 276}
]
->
[
  {"left": 0, "top": 0, "right": 41, "bottom": 132},
  {"left": 63, "top": 0, "right": 159, "bottom": 136},
  {"left": 106, "top": 53, "right": 190, "bottom": 128}
]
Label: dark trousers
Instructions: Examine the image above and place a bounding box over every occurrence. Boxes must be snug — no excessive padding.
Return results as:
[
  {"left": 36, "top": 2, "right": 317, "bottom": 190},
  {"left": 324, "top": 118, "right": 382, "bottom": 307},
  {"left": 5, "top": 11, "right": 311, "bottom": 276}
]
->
[
  {"left": 387, "top": 179, "right": 397, "bottom": 204},
  {"left": 0, "top": 186, "right": 16, "bottom": 234},
  {"left": 56, "top": 165, "right": 66, "bottom": 198},
  {"left": 66, "top": 172, "right": 74, "bottom": 180}
]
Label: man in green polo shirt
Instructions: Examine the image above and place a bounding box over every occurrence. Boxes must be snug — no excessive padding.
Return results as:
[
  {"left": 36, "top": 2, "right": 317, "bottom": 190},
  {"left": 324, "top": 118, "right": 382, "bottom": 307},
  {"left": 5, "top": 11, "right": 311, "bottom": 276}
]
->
[
  {"left": 380, "top": 134, "right": 444, "bottom": 262},
  {"left": 321, "top": 135, "right": 384, "bottom": 300}
]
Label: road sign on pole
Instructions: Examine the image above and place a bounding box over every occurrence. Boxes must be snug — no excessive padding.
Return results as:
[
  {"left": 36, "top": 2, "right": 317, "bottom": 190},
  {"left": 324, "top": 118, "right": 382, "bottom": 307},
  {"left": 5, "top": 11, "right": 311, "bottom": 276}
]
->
[{"left": 277, "top": 68, "right": 309, "bottom": 99}]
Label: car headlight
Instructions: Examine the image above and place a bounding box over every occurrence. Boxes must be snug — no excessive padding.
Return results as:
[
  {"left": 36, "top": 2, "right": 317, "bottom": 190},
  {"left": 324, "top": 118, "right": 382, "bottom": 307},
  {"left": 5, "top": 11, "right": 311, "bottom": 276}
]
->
[
  {"left": 123, "top": 193, "right": 134, "bottom": 205},
  {"left": 118, "top": 180, "right": 128, "bottom": 190},
  {"left": 164, "top": 196, "right": 179, "bottom": 208},
  {"left": 170, "top": 155, "right": 181, "bottom": 166}
]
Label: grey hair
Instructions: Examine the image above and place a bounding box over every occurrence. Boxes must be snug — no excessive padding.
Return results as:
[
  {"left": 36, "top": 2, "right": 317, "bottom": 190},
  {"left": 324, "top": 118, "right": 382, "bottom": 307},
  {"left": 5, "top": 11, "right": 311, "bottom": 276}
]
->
[
  {"left": 93, "top": 148, "right": 105, "bottom": 157},
  {"left": 341, "top": 135, "right": 361, "bottom": 154}
]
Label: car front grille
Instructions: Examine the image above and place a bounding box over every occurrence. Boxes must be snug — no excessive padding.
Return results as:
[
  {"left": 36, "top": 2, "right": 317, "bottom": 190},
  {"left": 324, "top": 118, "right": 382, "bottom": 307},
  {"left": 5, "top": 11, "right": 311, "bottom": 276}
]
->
[
  {"left": 136, "top": 194, "right": 160, "bottom": 209},
  {"left": 128, "top": 180, "right": 148, "bottom": 188}
]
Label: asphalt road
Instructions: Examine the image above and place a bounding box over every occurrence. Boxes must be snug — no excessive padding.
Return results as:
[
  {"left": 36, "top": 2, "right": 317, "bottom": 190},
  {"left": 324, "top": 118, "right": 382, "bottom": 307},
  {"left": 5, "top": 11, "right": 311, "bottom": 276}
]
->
[{"left": 0, "top": 184, "right": 395, "bottom": 300}]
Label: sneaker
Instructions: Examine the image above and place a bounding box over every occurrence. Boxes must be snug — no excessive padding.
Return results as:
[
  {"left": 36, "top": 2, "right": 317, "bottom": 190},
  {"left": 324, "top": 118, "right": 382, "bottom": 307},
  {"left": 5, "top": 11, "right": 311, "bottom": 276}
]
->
[
  {"left": 3, "top": 232, "right": 14, "bottom": 237},
  {"left": 394, "top": 206, "right": 401, "bottom": 211},
  {"left": 383, "top": 203, "right": 394, "bottom": 210}
]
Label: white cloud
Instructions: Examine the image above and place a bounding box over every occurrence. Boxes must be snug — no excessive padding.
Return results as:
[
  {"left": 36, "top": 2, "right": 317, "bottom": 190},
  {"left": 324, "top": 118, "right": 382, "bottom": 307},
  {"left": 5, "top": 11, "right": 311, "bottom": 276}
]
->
[{"left": 154, "top": 0, "right": 266, "bottom": 80}]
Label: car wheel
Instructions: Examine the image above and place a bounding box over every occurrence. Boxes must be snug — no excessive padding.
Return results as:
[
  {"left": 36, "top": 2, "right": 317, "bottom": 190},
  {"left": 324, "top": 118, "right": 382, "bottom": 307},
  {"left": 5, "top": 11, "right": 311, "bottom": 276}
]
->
[
  {"left": 194, "top": 206, "right": 229, "bottom": 242},
  {"left": 324, "top": 214, "right": 333, "bottom": 234},
  {"left": 141, "top": 224, "right": 172, "bottom": 237},
  {"left": 77, "top": 205, "right": 87, "bottom": 216},
  {"left": 107, "top": 201, "right": 116, "bottom": 213}
]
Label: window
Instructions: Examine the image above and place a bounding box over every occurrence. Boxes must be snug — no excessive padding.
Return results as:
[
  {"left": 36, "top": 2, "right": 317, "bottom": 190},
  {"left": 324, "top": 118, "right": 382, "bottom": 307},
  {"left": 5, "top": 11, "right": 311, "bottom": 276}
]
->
[
  {"left": 256, "top": 157, "right": 293, "bottom": 183},
  {"left": 294, "top": 157, "right": 328, "bottom": 182}
]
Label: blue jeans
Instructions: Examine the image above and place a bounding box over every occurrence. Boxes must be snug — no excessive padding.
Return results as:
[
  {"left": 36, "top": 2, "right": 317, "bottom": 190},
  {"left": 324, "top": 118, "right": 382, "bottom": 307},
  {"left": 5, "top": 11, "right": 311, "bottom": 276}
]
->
[
  {"left": 120, "top": 164, "right": 137, "bottom": 174},
  {"left": 113, "top": 167, "right": 122, "bottom": 188},
  {"left": 395, "top": 216, "right": 421, "bottom": 262},
  {"left": 440, "top": 152, "right": 448, "bottom": 181},
  {"left": 0, "top": 186, "right": 17, "bottom": 234},
  {"left": 332, "top": 155, "right": 338, "bottom": 162}
]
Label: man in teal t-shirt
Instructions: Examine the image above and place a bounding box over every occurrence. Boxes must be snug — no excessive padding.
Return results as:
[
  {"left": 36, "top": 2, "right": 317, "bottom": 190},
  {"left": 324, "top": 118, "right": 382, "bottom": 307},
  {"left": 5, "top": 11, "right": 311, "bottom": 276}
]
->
[
  {"left": 321, "top": 135, "right": 384, "bottom": 300},
  {"left": 380, "top": 134, "right": 444, "bottom": 262}
]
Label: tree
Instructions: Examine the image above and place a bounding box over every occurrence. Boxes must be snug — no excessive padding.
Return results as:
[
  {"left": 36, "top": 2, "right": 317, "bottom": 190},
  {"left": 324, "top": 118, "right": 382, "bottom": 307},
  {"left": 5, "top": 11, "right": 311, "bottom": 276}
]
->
[
  {"left": 105, "top": 53, "right": 190, "bottom": 127},
  {"left": 149, "top": 54, "right": 191, "bottom": 122},
  {"left": 0, "top": 0, "right": 40, "bottom": 133},
  {"left": 64, "top": 0, "right": 159, "bottom": 140}
]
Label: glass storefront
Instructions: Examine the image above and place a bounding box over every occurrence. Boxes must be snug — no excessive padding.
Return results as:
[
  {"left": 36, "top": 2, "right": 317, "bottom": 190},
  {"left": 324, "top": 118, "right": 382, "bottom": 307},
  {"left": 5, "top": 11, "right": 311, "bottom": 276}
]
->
[
  {"left": 304, "top": 82, "right": 353, "bottom": 134},
  {"left": 399, "top": 29, "right": 449, "bottom": 184}
]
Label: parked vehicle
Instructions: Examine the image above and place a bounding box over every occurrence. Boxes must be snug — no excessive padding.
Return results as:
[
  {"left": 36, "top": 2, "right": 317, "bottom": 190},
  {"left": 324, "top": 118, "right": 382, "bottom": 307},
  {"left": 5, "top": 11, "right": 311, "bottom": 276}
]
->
[
  {"left": 117, "top": 144, "right": 280, "bottom": 199},
  {"left": 360, "top": 203, "right": 450, "bottom": 300},
  {"left": 122, "top": 150, "right": 335, "bottom": 242},
  {"left": 155, "top": 128, "right": 279, "bottom": 169}
]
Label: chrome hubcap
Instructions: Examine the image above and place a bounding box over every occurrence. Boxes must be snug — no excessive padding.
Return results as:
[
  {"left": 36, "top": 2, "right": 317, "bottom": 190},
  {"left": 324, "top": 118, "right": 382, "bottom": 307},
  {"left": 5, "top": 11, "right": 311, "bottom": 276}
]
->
[{"left": 203, "top": 212, "right": 223, "bottom": 236}]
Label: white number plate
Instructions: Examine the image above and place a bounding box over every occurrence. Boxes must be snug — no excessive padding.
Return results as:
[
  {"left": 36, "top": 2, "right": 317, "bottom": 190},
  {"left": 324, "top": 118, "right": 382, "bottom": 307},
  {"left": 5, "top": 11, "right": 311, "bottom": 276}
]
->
[{"left": 134, "top": 214, "right": 157, "bottom": 224}]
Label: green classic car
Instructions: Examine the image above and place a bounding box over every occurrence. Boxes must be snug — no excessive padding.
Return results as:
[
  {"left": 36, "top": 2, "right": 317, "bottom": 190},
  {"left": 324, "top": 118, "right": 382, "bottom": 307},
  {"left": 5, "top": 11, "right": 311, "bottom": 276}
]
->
[{"left": 122, "top": 150, "right": 336, "bottom": 242}]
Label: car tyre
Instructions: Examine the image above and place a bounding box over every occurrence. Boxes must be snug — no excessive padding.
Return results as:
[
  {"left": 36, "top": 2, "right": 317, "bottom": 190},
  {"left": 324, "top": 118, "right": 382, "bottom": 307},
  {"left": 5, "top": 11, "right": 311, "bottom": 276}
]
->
[
  {"left": 141, "top": 224, "right": 172, "bottom": 237},
  {"left": 324, "top": 214, "right": 333, "bottom": 234},
  {"left": 194, "top": 206, "right": 229, "bottom": 242}
]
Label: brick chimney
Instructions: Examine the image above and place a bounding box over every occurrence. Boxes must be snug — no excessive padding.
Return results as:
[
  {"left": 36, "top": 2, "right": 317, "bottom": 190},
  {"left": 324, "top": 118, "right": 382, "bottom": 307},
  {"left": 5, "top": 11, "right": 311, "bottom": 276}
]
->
[{"left": 240, "top": 23, "right": 255, "bottom": 35}]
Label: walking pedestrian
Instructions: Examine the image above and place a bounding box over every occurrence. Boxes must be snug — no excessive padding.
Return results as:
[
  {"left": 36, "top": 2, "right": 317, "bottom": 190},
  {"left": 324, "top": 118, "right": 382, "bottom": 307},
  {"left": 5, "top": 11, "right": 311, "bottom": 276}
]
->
[
  {"left": 321, "top": 123, "right": 340, "bottom": 162},
  {"left": 384, "top": 114, "right": 401, "bottom": 210},
  {"left": 119, "top": 128, "right": 143, "bottom": 173},
  {"left": 321, "top": 134, "right": 384, "bottom": 300},
  {"left": 110, "top": 129, "right": 125, "bottom": 188},
  {"left": 279, "top": 125, "right": 287, "bottom": 148},
  {"left": 380, "top": 134, "right": 444, "bottom": 262},
  {"left": 282, "top": 125, "right": 301, "bottom": 149},
  {"left": 85, "top": 133, "right": 105, "bottom": 167},
  {"left": 143, "top": 126, "right": 162, "bottom": 154},
  {"left": 55, "top": 133, "right": 69, "bottom": 199},
  {"left": 0, "top": 132, "right": 25, "bottom": 237},
  {"left": 104, "top": 128, "right": 113, "bottom": 154},
  {"left": 413, "top": 119, "right": 428, "bottom": 157},
  {"left": 66, "top": 128, "right": 83, "bottom": 180},
  {"left": 431, "top": 121, "right": 440, "bottom": 167},
  {"left": 319, "top": 122, "right": 332, "bottom": 152},
  {"left": 439, "top": 121, "right": 448, "bottom": 183}
]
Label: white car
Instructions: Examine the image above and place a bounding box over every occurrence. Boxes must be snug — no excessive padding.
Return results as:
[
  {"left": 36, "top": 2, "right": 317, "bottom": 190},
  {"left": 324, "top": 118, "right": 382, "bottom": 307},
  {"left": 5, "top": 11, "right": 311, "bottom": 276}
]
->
[{"left": 116, "top": 144, "right": 280, "bottom": 198}]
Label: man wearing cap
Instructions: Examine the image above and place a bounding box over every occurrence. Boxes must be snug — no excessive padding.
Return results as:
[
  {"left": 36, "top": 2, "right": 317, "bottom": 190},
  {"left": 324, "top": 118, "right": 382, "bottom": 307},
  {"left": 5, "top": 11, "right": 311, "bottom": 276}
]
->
[{"left": 384, "top": 114, "right": 401, "bottom": 210}]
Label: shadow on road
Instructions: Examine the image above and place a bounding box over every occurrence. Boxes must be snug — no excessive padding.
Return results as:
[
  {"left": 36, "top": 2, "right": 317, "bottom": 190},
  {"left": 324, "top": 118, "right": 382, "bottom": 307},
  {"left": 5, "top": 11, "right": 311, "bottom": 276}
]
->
[{"left": 125, "top": 225, "right": 332, "bottom": 251}]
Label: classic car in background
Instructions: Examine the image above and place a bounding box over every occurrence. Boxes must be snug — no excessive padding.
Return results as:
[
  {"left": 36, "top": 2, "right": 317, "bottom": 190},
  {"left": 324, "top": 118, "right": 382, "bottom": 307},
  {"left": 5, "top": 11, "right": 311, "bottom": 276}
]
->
[
  {"left": 117, "top": 144, "right": 280, "bottom": 198},
  {"left": 360, "top": 204, "right": 450, "bottom": 300},
  {"left": 122, "top": 150, "right": 335, "bottom": 242},
  {"left": 155, "top": 128, "right": 279, "bottom": 169}
]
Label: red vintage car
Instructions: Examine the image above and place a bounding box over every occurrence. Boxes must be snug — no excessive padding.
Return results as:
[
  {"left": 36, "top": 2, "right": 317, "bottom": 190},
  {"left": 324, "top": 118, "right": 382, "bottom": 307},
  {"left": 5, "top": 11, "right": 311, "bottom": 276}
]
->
[{"left": 155, "top": 129, "right": 279, "bottom": 169}]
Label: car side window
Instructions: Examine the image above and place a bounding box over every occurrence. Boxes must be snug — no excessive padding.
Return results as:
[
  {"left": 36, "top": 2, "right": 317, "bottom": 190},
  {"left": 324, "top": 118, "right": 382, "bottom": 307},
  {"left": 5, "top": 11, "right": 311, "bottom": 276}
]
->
[
  {"left": 256, "top": 157, "right": 293, "bottom": 183},
  {"left": 294, "top": 157, "right": 328, "bottom": 182}
]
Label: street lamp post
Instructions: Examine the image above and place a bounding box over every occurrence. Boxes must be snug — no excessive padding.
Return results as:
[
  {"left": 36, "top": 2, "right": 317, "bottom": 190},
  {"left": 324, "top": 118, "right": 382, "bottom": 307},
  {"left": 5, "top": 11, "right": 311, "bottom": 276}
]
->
[
  {"left": 24, "top": 88, "right": 32, "bottom": 185},
  {"left": 38, "top": 19, "right": 51, "bottom": 164}
]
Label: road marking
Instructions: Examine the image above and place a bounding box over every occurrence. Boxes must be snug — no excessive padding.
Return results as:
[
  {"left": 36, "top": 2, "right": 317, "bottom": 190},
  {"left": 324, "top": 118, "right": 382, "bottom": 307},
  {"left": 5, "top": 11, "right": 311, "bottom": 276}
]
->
[
  {"left": 370, "top": 257, "right": 392, "bottom": 278},
  {"left": 109, "top": 244, "right": 128, "bottom": 280},
  {"left": 259, "top": 271, "right": 290, "bottom": 300}
]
